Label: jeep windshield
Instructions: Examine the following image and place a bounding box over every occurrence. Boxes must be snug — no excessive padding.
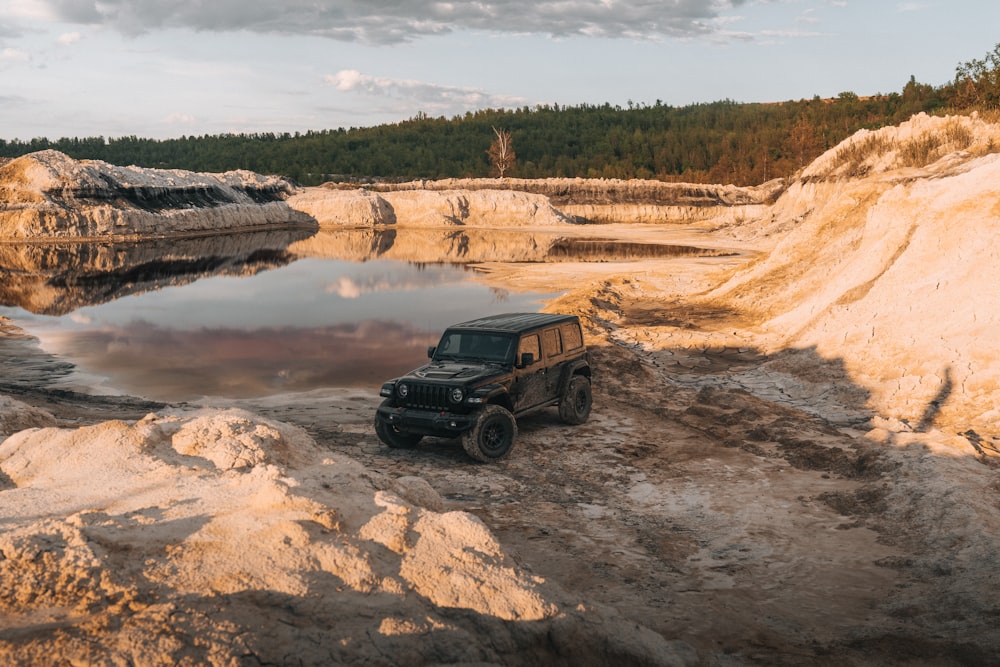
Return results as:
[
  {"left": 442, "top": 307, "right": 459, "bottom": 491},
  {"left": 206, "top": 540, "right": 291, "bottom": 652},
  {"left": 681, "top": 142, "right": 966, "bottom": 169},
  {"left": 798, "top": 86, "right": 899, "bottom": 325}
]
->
[{"left": 433, "top": 331, "right": 515, "bottom": 364}]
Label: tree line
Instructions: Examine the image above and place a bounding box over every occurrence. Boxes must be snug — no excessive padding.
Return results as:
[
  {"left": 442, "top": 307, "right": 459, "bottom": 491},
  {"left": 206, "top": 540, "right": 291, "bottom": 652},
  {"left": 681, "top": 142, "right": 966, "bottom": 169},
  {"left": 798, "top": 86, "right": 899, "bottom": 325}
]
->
[{"left": 2, "top": 44, "right": 998, "bottom": 187}]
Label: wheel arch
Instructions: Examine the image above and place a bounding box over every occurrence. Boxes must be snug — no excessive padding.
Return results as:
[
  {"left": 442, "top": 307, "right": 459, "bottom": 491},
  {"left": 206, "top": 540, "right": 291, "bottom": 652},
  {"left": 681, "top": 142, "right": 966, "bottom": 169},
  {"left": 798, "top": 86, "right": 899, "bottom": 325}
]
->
[
  {"left": 487, "top": 391, "right": 515, "bottom": 412},
  {"left": 558, "top": 359, "right": 591, "bottom": 392}
]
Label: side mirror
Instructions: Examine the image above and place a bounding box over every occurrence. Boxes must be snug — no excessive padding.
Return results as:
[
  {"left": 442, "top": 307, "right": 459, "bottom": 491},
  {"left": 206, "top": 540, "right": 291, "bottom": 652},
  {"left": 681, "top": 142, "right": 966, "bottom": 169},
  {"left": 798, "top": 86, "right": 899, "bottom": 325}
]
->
[
  {"left": 518, "top": 352, "right": 534, "bottom": 368},
  {"left": 427, "top": 346, "right": 436, "bottom": 359}
]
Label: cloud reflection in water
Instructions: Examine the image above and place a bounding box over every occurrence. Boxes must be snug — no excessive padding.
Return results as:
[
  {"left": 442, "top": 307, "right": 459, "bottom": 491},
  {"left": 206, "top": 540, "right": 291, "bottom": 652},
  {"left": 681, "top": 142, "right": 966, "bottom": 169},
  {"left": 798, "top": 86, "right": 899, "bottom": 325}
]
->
[{"left": 0, "top": 229, "right": 568, "bottom": 400}]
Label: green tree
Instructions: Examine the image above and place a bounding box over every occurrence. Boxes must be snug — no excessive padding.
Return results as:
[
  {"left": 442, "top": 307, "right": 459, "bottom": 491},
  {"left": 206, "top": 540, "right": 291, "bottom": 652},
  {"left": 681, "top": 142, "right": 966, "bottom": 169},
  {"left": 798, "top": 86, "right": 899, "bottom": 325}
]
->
[{"left": 953, "top": 42, "right": 1000, "bottom": 109}]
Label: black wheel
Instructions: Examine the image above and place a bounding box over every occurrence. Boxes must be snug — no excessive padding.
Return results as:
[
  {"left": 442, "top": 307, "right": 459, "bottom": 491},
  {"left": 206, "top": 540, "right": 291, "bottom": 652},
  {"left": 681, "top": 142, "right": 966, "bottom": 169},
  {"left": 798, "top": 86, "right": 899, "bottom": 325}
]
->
[
  {"left": 374, "top": 402, "right": 422, "bottom": 449},
  {"left": 461, "top": 404, "right": 517, "bottom": 463},
  {"left": 558, "top": 375, "right": 592, "bottom": 425}
]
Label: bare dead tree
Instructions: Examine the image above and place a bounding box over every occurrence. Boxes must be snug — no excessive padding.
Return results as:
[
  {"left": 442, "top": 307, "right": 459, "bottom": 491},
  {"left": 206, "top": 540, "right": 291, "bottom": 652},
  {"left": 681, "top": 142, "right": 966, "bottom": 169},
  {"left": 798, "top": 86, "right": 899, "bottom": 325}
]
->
[{"left": 487, "top": 126, "right": 516, "bottom": 178}]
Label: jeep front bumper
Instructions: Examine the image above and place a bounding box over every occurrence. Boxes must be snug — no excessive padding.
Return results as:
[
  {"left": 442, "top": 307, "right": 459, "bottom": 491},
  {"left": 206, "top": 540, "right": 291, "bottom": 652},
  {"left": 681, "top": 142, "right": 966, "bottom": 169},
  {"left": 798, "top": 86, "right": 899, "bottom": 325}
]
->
[{"left": 375, "top": 404, "right": 476, "bottom": 436}]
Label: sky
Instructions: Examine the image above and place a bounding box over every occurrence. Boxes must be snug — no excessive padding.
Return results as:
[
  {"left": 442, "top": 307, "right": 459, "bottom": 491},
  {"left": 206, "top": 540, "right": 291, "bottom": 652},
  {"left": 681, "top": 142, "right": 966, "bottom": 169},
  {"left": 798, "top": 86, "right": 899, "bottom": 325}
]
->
[{"left": 0, "top": 0, "right": 998, "bottom": 141}]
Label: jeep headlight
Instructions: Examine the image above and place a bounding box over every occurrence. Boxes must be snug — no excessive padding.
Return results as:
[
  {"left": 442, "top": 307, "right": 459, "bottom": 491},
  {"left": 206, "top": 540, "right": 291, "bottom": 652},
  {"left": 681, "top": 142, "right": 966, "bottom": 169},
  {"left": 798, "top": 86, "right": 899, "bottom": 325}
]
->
[
  {"left": 450, "top": 387, "right": 464, "bottom": 403},
  {"left": 396, "top": 382, "right": 409, "bottom": 399}
]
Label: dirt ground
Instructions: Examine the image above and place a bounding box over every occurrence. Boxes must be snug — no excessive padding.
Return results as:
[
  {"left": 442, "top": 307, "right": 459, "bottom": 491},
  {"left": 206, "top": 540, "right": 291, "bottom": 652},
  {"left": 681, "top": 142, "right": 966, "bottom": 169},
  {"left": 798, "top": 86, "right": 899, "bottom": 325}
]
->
[
  {"left": 235, "top": 277, "right": 999, "bottom": 665},
  {"left": 3, "top": 253, "right": 999, "bottom": 666}
]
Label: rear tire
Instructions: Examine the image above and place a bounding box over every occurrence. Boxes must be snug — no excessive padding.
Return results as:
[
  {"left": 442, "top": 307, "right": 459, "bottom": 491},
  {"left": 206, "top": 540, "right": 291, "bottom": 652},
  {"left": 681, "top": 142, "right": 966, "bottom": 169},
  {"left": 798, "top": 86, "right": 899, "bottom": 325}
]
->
[
  {"left": 375, "top": 402, "right": 422, "bottom": 449},
  {"left": 558, "top": 375, "right": 592, "bottom": 425},
  {"left": 461, "top": 404, "right": 517, "bottom": 462}
]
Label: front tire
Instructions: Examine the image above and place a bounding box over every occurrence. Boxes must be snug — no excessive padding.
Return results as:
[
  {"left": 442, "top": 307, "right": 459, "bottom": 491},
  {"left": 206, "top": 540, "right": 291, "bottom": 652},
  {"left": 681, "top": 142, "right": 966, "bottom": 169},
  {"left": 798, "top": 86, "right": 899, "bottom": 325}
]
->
[
  {"left": 461, "top": 404, "right": 517, "bottom": 462},
  {"left": 558, "top": 375, "right": 592, "bottom": 425},
  {"left": 375, "top": 402, "right": 422, "bottom": 449}
]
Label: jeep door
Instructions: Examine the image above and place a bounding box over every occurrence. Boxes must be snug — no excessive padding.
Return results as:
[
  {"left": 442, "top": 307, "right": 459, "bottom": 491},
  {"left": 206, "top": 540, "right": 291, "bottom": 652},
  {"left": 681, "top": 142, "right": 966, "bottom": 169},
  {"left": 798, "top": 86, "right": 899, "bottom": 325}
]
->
[
  {"left": 510, "top": 333, "right": 548, "bottom": 412},
  {"left": 541, "top": 326, "right": 566, "bottom": 399}
]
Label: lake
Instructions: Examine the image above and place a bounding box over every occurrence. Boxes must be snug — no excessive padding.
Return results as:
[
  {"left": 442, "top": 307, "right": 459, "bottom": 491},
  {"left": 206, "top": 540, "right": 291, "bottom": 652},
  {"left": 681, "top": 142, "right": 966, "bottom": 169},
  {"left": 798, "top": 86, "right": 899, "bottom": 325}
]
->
[{"left": 0, "top": 226, "right": 739, "bottom": 402}]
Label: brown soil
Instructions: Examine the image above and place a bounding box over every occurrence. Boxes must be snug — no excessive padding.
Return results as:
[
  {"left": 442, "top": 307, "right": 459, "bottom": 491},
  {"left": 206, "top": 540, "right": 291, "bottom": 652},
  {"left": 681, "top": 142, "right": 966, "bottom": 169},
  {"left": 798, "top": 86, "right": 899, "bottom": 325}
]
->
[{"left": 231, "top": 333, "right": 999, "bottom": 665}]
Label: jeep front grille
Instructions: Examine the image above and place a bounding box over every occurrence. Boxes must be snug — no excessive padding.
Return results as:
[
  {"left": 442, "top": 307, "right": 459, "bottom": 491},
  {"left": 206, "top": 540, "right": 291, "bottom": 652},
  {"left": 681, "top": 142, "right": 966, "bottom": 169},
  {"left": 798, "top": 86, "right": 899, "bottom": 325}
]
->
[{"left": 401, "top": 383, "right": 450, "bottom": 411}]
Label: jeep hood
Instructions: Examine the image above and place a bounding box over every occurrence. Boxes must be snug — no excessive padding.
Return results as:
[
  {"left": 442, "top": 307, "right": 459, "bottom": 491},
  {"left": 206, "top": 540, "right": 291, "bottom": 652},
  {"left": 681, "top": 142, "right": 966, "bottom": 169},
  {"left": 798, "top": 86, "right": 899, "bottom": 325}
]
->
[{"left": 408, "top": 361, "right": 505, "bottom": 382}]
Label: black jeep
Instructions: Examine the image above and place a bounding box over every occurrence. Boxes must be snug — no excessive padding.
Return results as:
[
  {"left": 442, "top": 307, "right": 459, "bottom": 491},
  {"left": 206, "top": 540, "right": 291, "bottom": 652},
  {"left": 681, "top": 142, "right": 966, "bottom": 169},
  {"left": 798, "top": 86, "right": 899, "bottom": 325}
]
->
[{"left": 374, "top": 312, "right": 592, "bottom": 462}]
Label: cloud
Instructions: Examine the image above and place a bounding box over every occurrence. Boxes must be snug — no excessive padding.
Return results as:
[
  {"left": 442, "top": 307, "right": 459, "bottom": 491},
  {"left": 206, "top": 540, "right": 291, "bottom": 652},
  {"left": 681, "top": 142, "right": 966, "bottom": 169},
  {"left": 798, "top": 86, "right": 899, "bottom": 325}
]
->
[
  {"left": 0, "top": 21, "right": 22, "bottom": 38},
  {"left": 324, "top": 69, "right": 526, "bottom": 111},
  {"left": 56, "top": 31, "right": 80, "bottom": 44},
  {"left": 24, "top": 0, "right": 773, "bottom": 45},
  {"left": 0, "top": 46, "right": 30, "bottom": 63},
  {"left": 0, "top": 0, "right": 55, "bottom": 21},
  {"left": 163, "top": 112, "right": 197, "bottom": 126}
]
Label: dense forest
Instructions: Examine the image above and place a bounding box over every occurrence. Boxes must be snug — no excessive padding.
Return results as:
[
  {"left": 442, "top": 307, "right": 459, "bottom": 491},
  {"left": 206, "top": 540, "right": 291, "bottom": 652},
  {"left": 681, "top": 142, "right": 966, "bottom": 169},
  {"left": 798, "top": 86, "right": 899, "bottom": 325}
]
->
[{"left": 2, "top": 43, "right": 999, "bottom": 186}]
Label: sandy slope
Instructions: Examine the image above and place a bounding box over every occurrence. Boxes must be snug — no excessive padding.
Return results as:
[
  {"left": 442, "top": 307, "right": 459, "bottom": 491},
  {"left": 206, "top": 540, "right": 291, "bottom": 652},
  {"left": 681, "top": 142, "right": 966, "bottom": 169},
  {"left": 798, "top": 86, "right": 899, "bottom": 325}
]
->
[{"left": 0, "top": 407, "right": 691, "bottom": 665}]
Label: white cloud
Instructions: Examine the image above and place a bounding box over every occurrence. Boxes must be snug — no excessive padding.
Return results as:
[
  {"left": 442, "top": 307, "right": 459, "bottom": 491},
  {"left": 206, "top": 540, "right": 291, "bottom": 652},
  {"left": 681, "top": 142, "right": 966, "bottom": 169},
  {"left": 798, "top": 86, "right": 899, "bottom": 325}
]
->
[
  {"left": 56, "top": 31, "right": 80, "bottom": 44},
  {"left": 18, "top": 0, "right": 780, "bottom": 45},
  {"left": 0, "top": 46, "right": 30, "bottom": 62},
  {"left": 795, "top": 8, "right": 820, "bottom": 24},
  {"left": 759, "top": 29, "right": 822, "bottom": 38},
  {"left": 324, "top": 69, "right": 526, "bottom": 111},
  {"left": 0, "top": 0, "right": 56, "bottom": 21},
  {"left": 163, "top": 112, "right": 197, "bottom": 126}
]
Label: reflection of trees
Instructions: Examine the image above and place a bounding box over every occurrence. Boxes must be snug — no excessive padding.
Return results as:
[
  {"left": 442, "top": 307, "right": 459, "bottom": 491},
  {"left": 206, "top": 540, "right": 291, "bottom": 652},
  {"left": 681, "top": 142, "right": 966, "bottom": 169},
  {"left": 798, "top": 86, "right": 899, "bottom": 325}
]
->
[{"left": 0, "top": 228, "right": 315, "bottom": 315}]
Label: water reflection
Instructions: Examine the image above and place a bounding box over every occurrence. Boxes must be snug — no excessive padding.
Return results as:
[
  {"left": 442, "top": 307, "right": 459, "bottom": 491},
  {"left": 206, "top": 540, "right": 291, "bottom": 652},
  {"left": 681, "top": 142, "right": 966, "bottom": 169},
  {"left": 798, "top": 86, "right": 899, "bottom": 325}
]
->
[
  {"left": 0, "top": 226, "right": 729, "bottom": 401},
  {"left": 288, "top": 227, "right": 737, "bottom": 264},
  {"left": 40, "top": 319, "right": 450, "bottom": 399},
  {"left": 545, "top": 238, "right": 738, "bottom": 260},
  {"left": 0, "top": 229, "right": 315, "bottom": 316},
  {"left": 0, "top": 229, "right": 558, "bottom": 401}
]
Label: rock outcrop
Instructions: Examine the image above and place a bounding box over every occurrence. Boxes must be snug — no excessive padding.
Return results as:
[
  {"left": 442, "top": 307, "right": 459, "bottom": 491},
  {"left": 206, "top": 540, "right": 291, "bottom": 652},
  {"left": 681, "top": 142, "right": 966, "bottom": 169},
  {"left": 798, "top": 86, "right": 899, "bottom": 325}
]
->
[
  {"left": 332, "top": 176, "right": 783, "bottom": 206},
  {"left": 0, "top": 150, "right": 314, "bottom": 239},
  {"left": 1, "top": 151, "right": 778, "bottom": 235},
  {"left": 287, "top": 186, "right": 574, "bottom": 227},
  {"left": 317, "top": 176, "right": 782, "bottom": 225}
]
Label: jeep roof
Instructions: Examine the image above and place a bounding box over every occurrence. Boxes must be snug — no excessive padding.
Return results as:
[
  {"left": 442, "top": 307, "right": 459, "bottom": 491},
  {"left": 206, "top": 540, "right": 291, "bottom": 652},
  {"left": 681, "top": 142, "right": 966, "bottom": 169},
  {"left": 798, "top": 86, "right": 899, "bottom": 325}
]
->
[{"left": 443, "top": 312, "right": 578, "bottom": 335}]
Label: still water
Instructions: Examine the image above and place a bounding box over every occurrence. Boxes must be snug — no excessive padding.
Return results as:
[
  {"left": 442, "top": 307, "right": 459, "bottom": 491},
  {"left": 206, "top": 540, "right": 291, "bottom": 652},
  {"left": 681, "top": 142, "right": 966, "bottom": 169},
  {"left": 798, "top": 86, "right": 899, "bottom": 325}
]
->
[
  {"left": 0, "top": 229, "right": 558, "bottom": 401},
  {"left": 0, "top": 226, "right": 737, "bottom": 402}
]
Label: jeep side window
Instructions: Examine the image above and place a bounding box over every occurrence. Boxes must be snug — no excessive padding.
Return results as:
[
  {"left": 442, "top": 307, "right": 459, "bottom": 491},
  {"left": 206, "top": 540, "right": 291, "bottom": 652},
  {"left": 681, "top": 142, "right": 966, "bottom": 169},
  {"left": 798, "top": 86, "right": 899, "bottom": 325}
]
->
[
  {"left": 467, "top": 334, "right": 514, "bottom": 362},
  {"left": 518, "top": 334, "right": 540, "bottom": 365},
  {"left": 543, "top": 328, "right": 563, "bottom": 359},
  {"left": 562, "top": 322, "right": 583, "bottom": 350},
  {"left": 437, "top": 332, "right": 461, "bottom": 356}
]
